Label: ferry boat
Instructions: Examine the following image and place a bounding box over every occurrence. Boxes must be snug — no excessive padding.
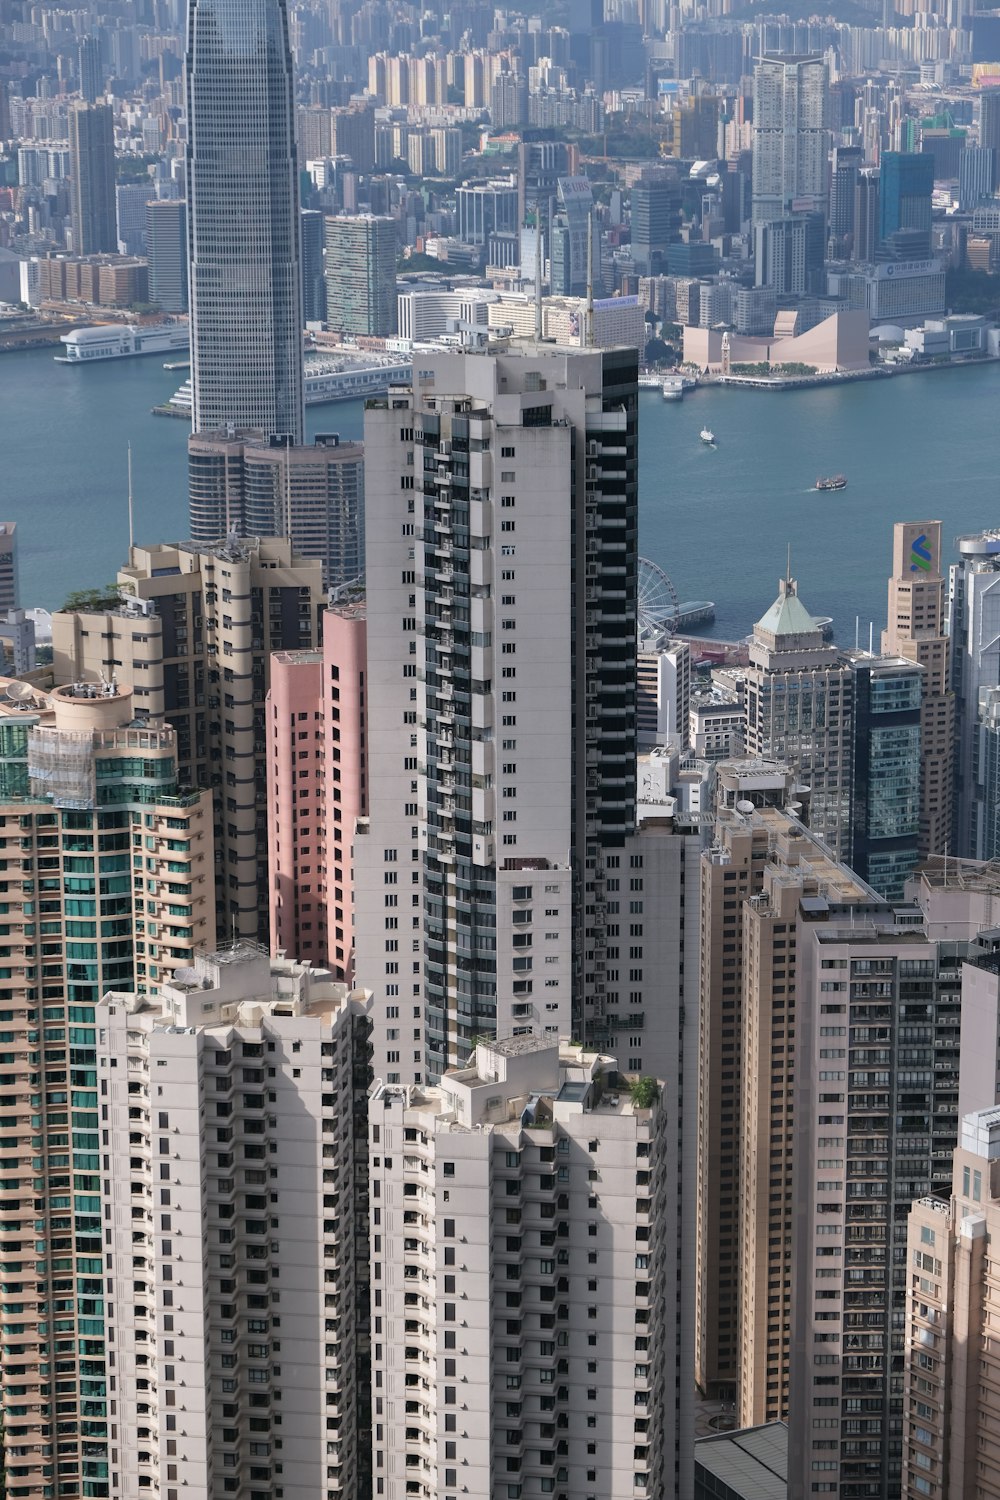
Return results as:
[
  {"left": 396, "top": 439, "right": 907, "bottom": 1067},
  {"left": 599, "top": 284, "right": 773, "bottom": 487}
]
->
[
  {"left": 700, "top": 427, "right": 716, "bottom": 445},
  {"left": 55, "top": 323, "right": 189, "bottom": 363},
  {"left": 156, "top": 354, "right": 414, "bottom": 416},
  {"left": 815, "top": 474, "right": 847, "bottom": 491},
  {"left": 638, "top": 371, "right": 663, "bottom": 389}
]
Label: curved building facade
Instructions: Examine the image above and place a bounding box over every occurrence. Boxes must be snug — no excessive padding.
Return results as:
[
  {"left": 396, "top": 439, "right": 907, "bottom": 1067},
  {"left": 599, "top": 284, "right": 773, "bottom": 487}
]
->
[{"left": 185, "top": 0, "right": 304, "bottom": 441}]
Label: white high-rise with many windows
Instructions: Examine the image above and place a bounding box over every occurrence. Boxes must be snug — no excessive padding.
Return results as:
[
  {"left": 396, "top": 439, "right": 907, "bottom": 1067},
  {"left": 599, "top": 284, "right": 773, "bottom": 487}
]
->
[
  {"left": 185, "top": 0, "right": 304, "bottom": 440},
  {"left": 751, "top": 54, "right": 829, "bottom": 223}
]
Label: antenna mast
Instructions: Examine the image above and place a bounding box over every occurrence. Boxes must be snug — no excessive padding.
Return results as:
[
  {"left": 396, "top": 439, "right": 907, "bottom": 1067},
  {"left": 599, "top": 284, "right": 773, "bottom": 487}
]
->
[{"left": 127, "top": 443, "right": 134, "bottom": 554}]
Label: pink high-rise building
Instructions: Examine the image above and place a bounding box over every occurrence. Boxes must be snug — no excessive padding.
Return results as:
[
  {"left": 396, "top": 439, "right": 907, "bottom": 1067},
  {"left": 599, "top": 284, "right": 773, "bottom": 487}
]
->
[{"left": 267, "top": 603, "right": 367, "bottom": 977}]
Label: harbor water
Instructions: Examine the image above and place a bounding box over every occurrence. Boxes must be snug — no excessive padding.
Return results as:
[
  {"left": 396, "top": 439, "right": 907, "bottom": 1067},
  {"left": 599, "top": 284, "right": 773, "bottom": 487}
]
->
[{"left": 3, "top": 345, "right": 1000, "bottom": 640}]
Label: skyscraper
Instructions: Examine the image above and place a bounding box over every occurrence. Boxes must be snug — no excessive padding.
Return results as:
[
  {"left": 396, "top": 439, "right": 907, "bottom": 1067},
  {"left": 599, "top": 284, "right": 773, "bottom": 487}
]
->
[
  {"left": 878, "top": 152, "right": 934, "bottom": 258},
  {"left": 78, "top": 36, "right": 103, "bottom": 104},
  {"left": 68, "top": 101, "right": 116, "bottom": 254},
  {"left": 300, "top": 206, "right": 326, "bottom": 324},
  {"left": 98, "top": 947, "right": 372, "bottom": 1500},
  {"left": 323, "top": 214, "right": 397, "bottom": 336},
  {"left": 0, "top": 678, "right": 214, "bottom": 1500},
  {"left": 947, "top": 529, "right": 1000, "bottom": 859},
  {"left": 355, "top": 343, "right": 638, "bottom": 1086},
  {"left": 187, "top": 429, "right": 365, "bottom": 588},
  {"left": 185, "top": 0, "right": 304, "bottom": 440},
  {"left": 848, "top": 653, "right": 922, "bottom": 900},
  {"left": 370, "top": 1038, "right": 676, "bottom": 1499},
  {"left": 978, "top": 87, "right": 1000, "bottom": 189},
  {"left": 146, "top": 198, "right": 188, "bottom": 312},
  {"left": 751, "top": 54, "right": 829, "bottom": 224},
  {"left": 881, "top": 520, "right": 953, "bottom": 859},
  {"left": 743, "top": 574, "right": 853, "bottom": 859}
]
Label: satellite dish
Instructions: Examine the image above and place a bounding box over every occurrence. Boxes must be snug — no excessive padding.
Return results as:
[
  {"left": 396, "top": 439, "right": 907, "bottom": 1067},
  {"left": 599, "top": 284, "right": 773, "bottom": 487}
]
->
[
  {"left": 6, "top": 681, "right": 34, "bottom": 703},
  {"left": 736, "top": 800, "right": 755, "bottom": 815},
  {"left": 172, "top": 966, "right": 200, "bottom": 986}
]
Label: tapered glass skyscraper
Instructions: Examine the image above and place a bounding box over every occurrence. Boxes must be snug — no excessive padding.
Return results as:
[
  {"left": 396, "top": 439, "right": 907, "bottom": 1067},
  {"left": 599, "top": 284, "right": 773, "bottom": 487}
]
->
[{"left": 185, "top": 0, "right": 304, "bottom": 441}]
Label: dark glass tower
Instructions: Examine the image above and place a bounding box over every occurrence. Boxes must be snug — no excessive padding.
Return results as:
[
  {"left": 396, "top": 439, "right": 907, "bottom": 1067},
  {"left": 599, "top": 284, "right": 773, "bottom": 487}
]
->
[{"left": 185, "top": 0, "right": 304, "bottom": 442}]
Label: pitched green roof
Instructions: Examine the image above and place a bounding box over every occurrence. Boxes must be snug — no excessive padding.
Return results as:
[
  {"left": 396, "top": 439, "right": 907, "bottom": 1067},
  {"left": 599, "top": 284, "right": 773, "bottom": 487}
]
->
[{"left": 755, "top": 578, "right": 820, "bottom": 638}]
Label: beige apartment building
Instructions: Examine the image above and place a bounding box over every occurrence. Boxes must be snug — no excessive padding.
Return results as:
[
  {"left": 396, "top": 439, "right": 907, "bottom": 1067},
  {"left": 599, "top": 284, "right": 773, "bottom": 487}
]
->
[
  {"left": 51, "top": 537, "right": 324, "bottom": 940},
  {"left": 695, "top": 764, "right": 880, "bottom": 1421},
  {"left": 881, "top": 520, "right": 954, "bottom": 858},
  {"left": 97, "top": 945, "right": 373, "bottom": 1500},
  {"left": 0, "top": 676, "right": 214, "bottom": 1500},
  {"left": 903, "top": 1106, "right": 1000, "bottom": 1500}
]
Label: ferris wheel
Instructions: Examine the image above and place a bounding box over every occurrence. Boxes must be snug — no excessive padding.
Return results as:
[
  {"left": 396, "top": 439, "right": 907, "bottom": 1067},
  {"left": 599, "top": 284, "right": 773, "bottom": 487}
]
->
[{"left": 636, "top": 556, "right": 680, "bottom": 646}]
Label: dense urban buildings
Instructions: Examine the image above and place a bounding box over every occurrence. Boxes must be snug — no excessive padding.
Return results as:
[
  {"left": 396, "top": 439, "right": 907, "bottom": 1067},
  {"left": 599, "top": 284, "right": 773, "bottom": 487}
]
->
[
  {"left": 187, "top": 428, "right": 365, "bottom": 587},
  {"left": 185, "top": 0, "right": 304, "bottom": 440},
  {"left": 51, "top": 538, "right": 324, "bottom": 942}
]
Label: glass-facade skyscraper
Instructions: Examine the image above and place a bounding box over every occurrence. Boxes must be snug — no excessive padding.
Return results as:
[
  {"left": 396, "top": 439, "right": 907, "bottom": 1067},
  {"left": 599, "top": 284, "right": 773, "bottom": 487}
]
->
[{"left": 185, "top": 0, "right": 304, "bottom": 441}]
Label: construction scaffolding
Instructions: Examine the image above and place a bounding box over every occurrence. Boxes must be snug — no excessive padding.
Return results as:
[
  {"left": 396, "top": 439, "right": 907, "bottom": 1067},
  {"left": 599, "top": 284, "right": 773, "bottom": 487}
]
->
[{"left": 28, "top": 727, "right": 97, "bottom": 810}]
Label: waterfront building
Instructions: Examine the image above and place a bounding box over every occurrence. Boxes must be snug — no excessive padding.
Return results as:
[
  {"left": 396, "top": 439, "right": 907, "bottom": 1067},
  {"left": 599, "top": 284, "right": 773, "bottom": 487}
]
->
[
  {"left": 146, "top": 198, "right": 187, "bottom": 313},
  {"left": 742, "top": 573, "right": 853, "bottom": 859},
  {"left": 879, "top": 153, "right": 934, "bottom": 258},
  {"left": 901, "top": 1107, "right": 1000, "bottom": 1500},
  {"left": 978, "top": 87, "right": 1000, "bottom": 189},
  {"left": 186, "top": 0, "right": 304, "bottom": 441},
  {"left": 36, "top": 254, "right": 148, "bottom": 309},
  {"left": 115, "top": 182, "right": 150, "bottom": 257},
  {"left": 751, "top": 54, "right": 828, "bottom": 223},
  {"left": 0, "top": 677, "right": 214, "bottom": 1500},
  {"left": 788, "top": 860, "right": 1000, "bottom": 1500},
  {"left": 695, "top": 785, "right": 879, "bottom": 1423},
  {"left": 68, "top": 101, "right": 116, "bottom": 255},
  {"left": 267, "top": 603, "right": 367, "bottom": 977},
  {"left": 187, "top": 428, "right": 364, "bottom": 589},
  {"left": 880, "top": 519, "right": 953, "bottom": 860},
  {"left": 947, "top": 529, "right": 1000, "bottom": 859},
  {"left": 98, "top": 945, "right": 372, "bottom": 1500},
  {"left": 356, "top": 343, "right": 638, "bottom": 1088},
  {"left": 324, "top": 214, "right": 397, "bottom": 337},
  {"left": 753, "top": 213, "right": 824, "bottom": 296},
  {"left": 848, "top": 653, "right": 922, "bottom": 900},
  {"left": 50, "top": 538, "right": 323, "bottom": 942},
  {"left": 396, "top": 288, "right": 496, "bottom": 342},
  {"left": 370, "top": 1036, "right": 677, "bottom": 1498}
]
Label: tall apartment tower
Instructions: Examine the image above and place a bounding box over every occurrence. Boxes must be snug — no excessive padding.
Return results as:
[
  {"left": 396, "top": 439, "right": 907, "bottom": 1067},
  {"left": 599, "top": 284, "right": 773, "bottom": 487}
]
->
[
  {"left": 849, "top": 653, "right": 923, "bottom": 900},
  {"left": 694, "top": 775, "right": 880, "bottom": 1417},
  {"left": 902, "top": 1107, "right": 1000, "bottom": 1500},
  {"left": 370, "top": 1038, "right": 675, "bottom": 1499},
  {"left": 98, "top": 946, "right": 373, "bottom": 1500},
  {"left": 978, "top": 88, "right": 1000, "bottom": 188},
  {"left": 356, "top": 343, "right": 637, "bottom": 1087},
  {"left": 324, "top": 215, "right": 398, "bottom": 337},
  {"left": 68, "top": 101, "right": 116, "bottom": 254},
  {"left": 743, "top": 574, "right": 853, "bottom": 859},
  {"left": 0, "top": 521, "right": 19, "bottom": 611},
  {"left": 78, "top": 36, "right": 103, "bottom": 103},
  {"left": 267, "top": 603, "right": 367, "bottom": 977},
  {"left": 146, "top": 198, "right": 188, "bottom": 313},
  {"left": 789, "top": 862, "right": 1000, "bottom": 1500},
  {"left": 51, "top": 538, "right": 324, "bottom": 941},
  {"left": 881, "top": 520, "right": 953, "bottom": 858},
  {"left": 947, "top": 529, "right": 1000, "bottom": 859},
  {"left": 751, "top": 54, "right": 829, "bottom": 223},
  {"left": 185, "top": 0, "right": 304, "bottom": 441},
  {"left": 188, "top": 429, "right": 365, "bottom": 589},
  {"left": 0, "top": 679, "right": 214, "bottom": 1500}
]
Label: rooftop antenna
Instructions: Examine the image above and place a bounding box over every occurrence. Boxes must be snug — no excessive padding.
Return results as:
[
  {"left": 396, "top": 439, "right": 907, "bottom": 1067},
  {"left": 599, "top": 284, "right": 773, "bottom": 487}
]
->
[
  {"left": 584, "top": 209, "right": 594, "bottom": 350},
  {"left": 127, "top": 443, "right": 134, "bottom": 555},
  {"left": 534, "top": 216, "right": 542, "bottom": 342},
  {"left": 786, "top": 542, "right": 792, "bottom": 585},
  {"left": 868, "top": 620, "right": 874, "bottom": 654},
  {"left": 855, "top": 615, "right": 860, "bottom": 651}
]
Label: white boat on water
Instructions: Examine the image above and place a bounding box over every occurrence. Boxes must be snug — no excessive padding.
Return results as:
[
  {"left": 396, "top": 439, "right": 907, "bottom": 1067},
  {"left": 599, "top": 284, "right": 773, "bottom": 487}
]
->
[
  {"left": 700, "top": 427, "right": 716, "bottom": 445},
  {"left": 56, "top": 323, "right": 189, "bottom": 362}
]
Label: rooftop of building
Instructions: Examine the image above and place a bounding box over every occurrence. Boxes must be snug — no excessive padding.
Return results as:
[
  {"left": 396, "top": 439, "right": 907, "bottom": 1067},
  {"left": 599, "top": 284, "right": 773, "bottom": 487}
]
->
[
  {"left": 754, "top": 573, "right": 822, "bottom": 640},
  {"left": 694, "top": 1421, "right": 788, "bottom": 1500},
  {"left": 916, "top": 854, "right": 1000, "bottom": 895}
]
